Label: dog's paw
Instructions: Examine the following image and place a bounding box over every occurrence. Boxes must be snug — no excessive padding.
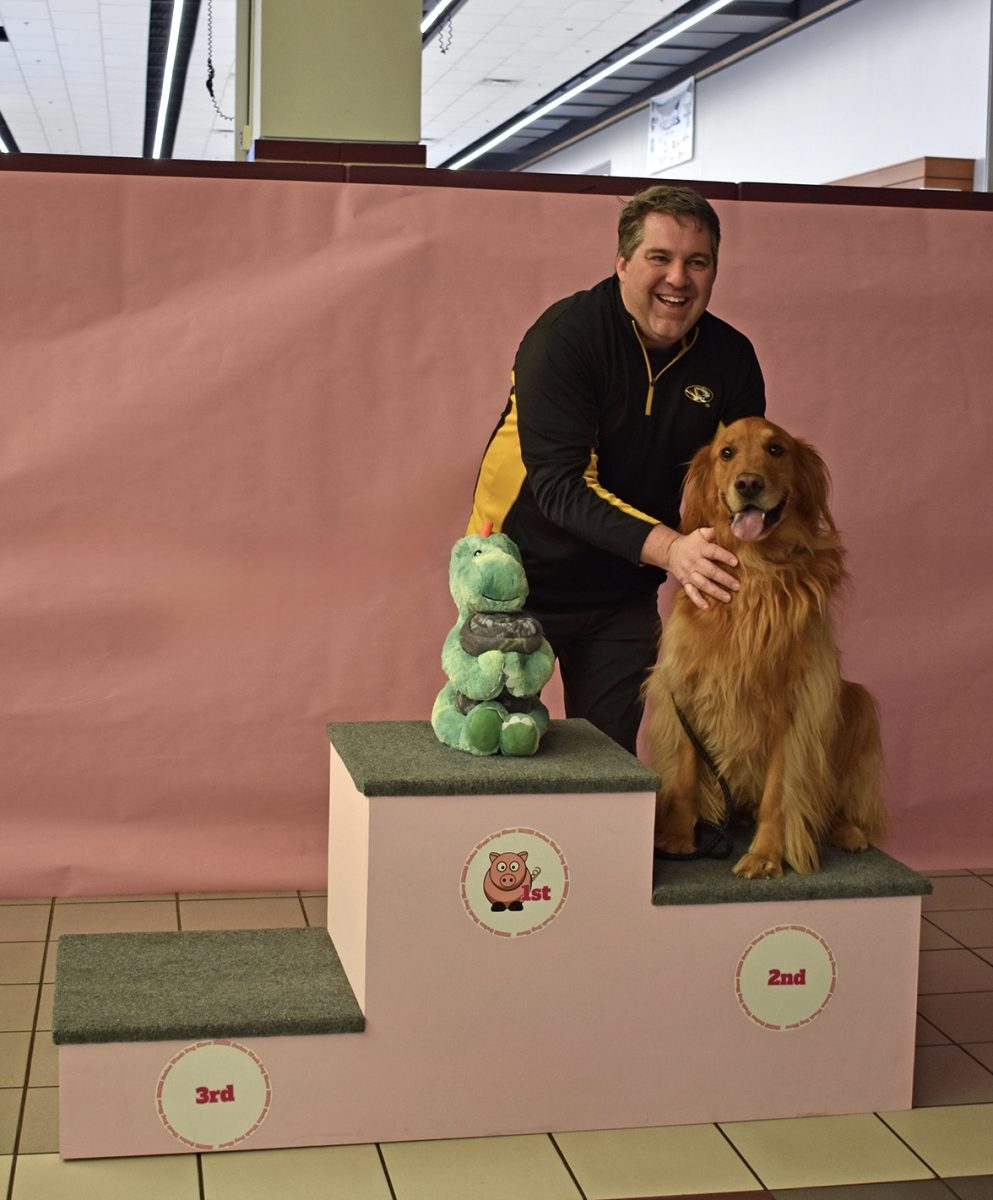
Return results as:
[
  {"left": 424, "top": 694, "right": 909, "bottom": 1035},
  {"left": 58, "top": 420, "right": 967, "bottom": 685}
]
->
[
  {"left": 732, "top": 852, "right": 783, "bottom": 879},
  {"left": 828, "top": 822, "right": 870, "bottom": 852},
  {"left": 654, "top": 832, "right": 697, "bottom": 856}
]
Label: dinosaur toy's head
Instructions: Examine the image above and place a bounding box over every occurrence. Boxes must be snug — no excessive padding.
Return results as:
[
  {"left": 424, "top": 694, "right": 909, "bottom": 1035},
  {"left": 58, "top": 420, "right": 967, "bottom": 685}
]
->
[{"left": 449, "top": 528, "right": 529, "bottom": 615}]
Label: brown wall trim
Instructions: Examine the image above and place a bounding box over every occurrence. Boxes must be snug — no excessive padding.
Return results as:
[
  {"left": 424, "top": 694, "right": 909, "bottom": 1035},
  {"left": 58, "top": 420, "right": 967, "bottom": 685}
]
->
[
  {"left": 1, "top": 153, "right": 992, "bottom": 211},
  {"left": 830, "top": 156, "right": 974, "bottom": 191},
  {"left": 248, "top": 139, "right": 426, "bottom": 167},
  {"left": 0, "top": 153, "right": 348, "bottom": 185},
  {"left": 737, "top": 180, "right": 993, "bottom": 211}
]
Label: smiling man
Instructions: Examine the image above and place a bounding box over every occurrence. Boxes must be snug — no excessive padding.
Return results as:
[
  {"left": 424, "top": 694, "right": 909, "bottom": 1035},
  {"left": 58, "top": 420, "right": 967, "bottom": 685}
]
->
[{"left": 466, "top": 185, "right": 765, "bottom": 754}]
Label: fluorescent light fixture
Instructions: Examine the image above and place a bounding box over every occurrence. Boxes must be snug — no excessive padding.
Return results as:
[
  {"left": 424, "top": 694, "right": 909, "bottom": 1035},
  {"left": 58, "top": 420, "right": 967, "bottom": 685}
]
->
[
  {"left": 421, "top": 0, "right": 459, "bottom": 35},
  {"left": 449, "top": 0, "right": 735, "bottom": 169},
  {"left": 0, "top": 132, "right": 9, "bottom": 153},
  {"left": 151, "top": 0, "right": 185, "bottom": 159}
]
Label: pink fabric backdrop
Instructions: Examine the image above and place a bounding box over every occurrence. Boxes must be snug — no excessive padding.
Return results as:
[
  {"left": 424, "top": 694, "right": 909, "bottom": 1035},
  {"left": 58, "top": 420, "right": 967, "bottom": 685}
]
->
[{"left": 2, "top": 169, "right": 990, "bottom": 894}]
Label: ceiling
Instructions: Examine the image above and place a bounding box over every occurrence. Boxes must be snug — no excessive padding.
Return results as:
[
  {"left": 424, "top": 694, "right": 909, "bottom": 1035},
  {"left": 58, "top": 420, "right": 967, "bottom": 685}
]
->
[{"left": 0, "top": 0, "right": 857, "bottom": 169}]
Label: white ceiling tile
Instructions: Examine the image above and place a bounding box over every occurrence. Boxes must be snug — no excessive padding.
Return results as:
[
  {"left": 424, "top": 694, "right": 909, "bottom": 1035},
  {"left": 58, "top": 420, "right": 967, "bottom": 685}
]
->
[
  {"left": 1, "top": 1, "right": 54, "bottom": 18},
  {"left": 99, "top": 4, "right": 148, "bottom": 23},
  {"left": 0, "top": 0, "right": 816, "bottom": 170},
  {"left": 50, "top": 12, "right": 100, "bottom": 29}
]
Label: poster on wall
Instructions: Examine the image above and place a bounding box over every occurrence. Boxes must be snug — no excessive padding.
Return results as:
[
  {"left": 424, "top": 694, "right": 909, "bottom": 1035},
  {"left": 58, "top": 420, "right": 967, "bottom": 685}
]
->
[{"left": 647, "top": 77, "right": 694, "bottom": 173}]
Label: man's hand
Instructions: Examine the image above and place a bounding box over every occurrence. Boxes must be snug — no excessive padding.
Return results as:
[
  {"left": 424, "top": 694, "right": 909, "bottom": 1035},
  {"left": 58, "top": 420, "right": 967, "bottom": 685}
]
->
[{"left": 640, "top": 524, "right": 739, "bottom": 610}]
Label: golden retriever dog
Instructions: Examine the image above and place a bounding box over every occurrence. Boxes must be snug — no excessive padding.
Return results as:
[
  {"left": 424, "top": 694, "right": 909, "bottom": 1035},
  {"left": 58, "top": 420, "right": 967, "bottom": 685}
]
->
[{"left": 645, "top": 417, "right": 885, "bottom": 878}]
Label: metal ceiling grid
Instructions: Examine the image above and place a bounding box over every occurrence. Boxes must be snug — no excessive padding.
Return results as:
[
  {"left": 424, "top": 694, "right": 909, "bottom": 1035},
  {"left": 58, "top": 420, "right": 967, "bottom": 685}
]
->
[
  {"left": 0, "top": 1, "right": 858, "bottom": 166},
  {"left": 439, "top": 0, "right": 806, "bottom": 171}
]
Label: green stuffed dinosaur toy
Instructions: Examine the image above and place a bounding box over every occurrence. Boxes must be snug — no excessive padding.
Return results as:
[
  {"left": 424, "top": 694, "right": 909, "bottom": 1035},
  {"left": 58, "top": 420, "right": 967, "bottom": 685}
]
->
[{"left": 432, "top": 524, "right": 555, "bottom": 756}]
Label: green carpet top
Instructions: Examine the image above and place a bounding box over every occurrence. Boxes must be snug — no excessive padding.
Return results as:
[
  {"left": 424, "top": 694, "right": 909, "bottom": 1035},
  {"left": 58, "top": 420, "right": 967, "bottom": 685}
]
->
[
  {"left": 652, "top": 828, "right": 932, "bottom": 906},
  {"left": 53, "top": 928, "right": 364, "bottom": 1045},
  {"left": 327, "top": 718, "right": 660, "bottom": 796}
]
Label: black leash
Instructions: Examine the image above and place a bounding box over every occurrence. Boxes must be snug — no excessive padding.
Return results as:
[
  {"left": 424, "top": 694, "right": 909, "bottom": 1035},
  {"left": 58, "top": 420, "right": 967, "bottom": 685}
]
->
[{"left": 654, "top": 698, "right": 735, "bottom": 861}]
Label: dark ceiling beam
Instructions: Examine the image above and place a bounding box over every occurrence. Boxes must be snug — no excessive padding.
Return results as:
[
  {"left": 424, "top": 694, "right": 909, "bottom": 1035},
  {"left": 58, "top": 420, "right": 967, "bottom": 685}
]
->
[
  {"left": 454, "top": 0, "right": 864, "bottom": 172},
  {"left": 421, "top": 0, "right": 472, "bottom": 45},
  {"left": 143, "top": 0, "right": 203, "bottom": 159},
  {"left": 492, "top": 28, "right": 784, "bottom": 173},
  {"left": 0, "top": 107, "right": 19, "bottom": 153}
]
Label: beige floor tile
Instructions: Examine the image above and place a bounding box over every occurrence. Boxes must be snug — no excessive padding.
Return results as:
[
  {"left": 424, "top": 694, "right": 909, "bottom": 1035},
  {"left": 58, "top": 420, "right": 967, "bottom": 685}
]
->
[
  {"left": 179, "top": 891, "right": 299, "bottom": 900},
  {"left": 924, "top": 910, "right": 993, "bottom": 949},
  {"left": 917, "top": 1015, "right": 951, "bottom": 1046},
  {"left": 923, "top": 877, "right": 993, "bottom": 911},
  {"left": 49, "top": 901, "right": 178, "bottom": 938},
  {"left": 0, "top": 943, "right": 45, "bottom": 985},
  {"left": 43, "top": 943, "right": 57, "bottom": 985},
  {"left": 0, "top": 1155, "right": 10, "bottom": 1196},
  {"left": 201, "top": 1143, "right": 393, "bottom": 1200},
  {"left": 0, "top": 1089, "right": 20, "bottom": 1155},
  {"left": 0, "top": 986, "right": 38, "bottom": 1032},
  {"left": 179, "top": 897, "right": 306, "bottom": 931},
  {"left": 35, "top": 984, "right": 53, "bottom": 1032},
  {"left": 918, "top": 949, "right": 993, "bottom": 993},
  {"left": 28, "top": 1034, "right": 58, "bottom": 1087},
  {"left": 554, "top": 1123, "right": 762, "bottom": 1198},
  {"left": 0, "top": 899, "right": 52, "bottom": 907},
  {"left": 0, "top": 907, "right": 50, "bottom": 942},
  {"left": 54, "top": 894, "right": 176, "bottom": 904},
  {"left": 302, "top": 895, "right": 327, "bottom": 927},
  {"left": 718, "top": 1113, "right": 933, "bottom": 1189},
  {"left": 0, "top": 1033, "right": 30, "bottom": 1088},
  {"left": 966, "top": 1042, "right": 993, "bottom": 1071},
  {"left": 11, "top": 1152, "right": 201, "bottom": 1199},
  {"left": 18, "top": 1086, "right": 59, "bottom": 1154},
  {"left": 381, "top": 1133, "right": 581, "bottom": 1200},
  {"left": 917, "top": 992, "right": 993, "bottom": 1043},
  {"left": 300, "top": 890, "right": 327, "bottom": 898},
  {"left": 880, "top": 1103, "right": 993, "bottom": 1178},
  {"left": 919, "top": 920, "right": 963, "bottom": 951},
  {"left": 913, "top": 1044, "right": 993, "bottom": 1106}
]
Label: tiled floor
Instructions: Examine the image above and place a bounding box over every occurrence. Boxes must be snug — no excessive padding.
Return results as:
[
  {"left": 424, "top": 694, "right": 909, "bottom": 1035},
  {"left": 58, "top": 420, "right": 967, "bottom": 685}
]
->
[{"left": 2, "top": 871, "right": 992, "bottom": 1200}]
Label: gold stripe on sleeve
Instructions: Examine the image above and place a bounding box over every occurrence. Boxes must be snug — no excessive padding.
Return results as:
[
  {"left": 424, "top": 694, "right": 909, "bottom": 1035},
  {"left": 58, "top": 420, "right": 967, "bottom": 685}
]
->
[
  {"left": 583, "top": 451, "right": 658, "bottom": 526},
  {"left": 466, "top": 384, "right": 527, "bottom": 535}
]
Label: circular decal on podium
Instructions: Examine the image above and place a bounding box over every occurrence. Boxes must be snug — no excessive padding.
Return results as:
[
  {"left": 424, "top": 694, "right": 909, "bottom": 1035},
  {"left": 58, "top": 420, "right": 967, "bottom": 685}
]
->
[
  {"left": 735, "top": 925, "right": 837, "bottom": 1031},
  {"left": 156, "top": 1040, "right": 271, "bottom": 1150},
  {"left": 461, "top": 827, "right": 569, "bottom": 938}
]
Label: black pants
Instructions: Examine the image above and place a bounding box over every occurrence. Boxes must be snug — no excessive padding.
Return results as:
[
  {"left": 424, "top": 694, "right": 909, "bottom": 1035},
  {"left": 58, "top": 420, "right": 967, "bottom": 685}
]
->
[{"left": 528, "top": 595, "right": 661, "bottom": 755}]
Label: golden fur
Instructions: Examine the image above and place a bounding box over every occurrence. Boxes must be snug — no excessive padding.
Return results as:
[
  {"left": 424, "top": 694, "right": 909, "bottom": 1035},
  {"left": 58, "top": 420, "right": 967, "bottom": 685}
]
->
[{"left": 644, "top": 417, "right": 885, "bottom": 878}]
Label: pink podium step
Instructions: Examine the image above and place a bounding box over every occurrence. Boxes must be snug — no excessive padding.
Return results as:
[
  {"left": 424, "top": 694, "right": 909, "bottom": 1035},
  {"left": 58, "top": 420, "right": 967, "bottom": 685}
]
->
[{"left": 55, "top": 719, "right": 929, "bottom": 1158}]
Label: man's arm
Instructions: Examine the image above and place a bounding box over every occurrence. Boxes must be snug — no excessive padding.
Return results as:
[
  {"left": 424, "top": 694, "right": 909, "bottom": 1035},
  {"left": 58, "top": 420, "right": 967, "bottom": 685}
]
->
[
  {"left": 516, "top": 315, "right": 761, "bottom": 608},
  {"left": 515, "top": 325, "right": 660, "bottom": 566},
  {"left": 640, "top": 523, "right": 739, "bottom": 609}
]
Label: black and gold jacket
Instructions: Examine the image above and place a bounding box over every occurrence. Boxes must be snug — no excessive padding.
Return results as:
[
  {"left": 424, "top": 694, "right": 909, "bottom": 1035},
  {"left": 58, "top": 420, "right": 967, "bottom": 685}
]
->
[{"left": 468, "top": 275, "right": 765, "bottom": 610}]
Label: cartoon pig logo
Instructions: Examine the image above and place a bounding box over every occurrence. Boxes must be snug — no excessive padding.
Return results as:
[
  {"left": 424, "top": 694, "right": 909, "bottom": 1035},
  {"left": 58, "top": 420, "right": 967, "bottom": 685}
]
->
[{"left": 483, "top": 850, "right": 542, "bottom": 912}]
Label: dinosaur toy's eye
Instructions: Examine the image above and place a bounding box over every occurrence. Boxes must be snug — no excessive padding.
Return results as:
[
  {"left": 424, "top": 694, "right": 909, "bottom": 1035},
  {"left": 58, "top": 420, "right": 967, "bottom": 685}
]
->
[{"left": 473, "top": 549, "right": 483, "bottom": 556}]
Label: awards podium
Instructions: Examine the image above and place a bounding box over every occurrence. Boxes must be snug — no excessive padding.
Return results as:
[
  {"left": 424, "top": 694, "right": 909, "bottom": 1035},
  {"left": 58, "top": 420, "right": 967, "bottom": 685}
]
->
[{"left": 53, "top": 720, "right": 929, "bottom": 1158}]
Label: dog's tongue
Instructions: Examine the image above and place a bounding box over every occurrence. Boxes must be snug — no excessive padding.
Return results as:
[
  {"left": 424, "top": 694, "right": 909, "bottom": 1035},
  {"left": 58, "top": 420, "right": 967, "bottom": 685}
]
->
[{"left": 730, "top": 509, "right": 765, "bottom": 542}]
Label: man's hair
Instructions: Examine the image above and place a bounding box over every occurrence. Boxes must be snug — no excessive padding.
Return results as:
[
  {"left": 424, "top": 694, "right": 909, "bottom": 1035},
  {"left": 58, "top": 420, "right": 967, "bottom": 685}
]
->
[{"left": 617, "top": 185, "right": 721, "bottom": 264}]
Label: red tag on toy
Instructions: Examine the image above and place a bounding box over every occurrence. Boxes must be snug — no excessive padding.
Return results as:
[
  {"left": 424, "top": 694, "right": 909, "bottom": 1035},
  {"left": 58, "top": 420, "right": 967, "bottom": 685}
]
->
[{"left": 480, "top": 520, "right": 494, "bottom": 538}]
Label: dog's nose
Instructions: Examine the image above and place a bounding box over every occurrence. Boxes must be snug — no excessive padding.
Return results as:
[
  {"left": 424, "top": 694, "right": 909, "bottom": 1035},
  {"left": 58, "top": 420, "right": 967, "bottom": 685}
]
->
[{"left": 735, "top": 473, "right": 764, "bottom": 500}]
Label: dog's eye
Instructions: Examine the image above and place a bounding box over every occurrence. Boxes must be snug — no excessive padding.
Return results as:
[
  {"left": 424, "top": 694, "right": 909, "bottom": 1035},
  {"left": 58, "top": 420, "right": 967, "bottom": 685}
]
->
[
  {"left": 767, "top": 442, "right": 784, "bottom": 457},
  {"left": 720, "top": 446, "right": 734, "bottom": 460}
]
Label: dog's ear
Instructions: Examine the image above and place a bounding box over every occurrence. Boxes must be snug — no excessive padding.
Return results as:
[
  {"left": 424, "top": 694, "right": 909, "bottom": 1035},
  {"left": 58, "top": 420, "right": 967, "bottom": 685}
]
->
[
  {"left": 792, "top": 437, "right": 838, "bottom": 536},
  {"left": 679, "top": 442, "right": 716, "bottom": 531}
]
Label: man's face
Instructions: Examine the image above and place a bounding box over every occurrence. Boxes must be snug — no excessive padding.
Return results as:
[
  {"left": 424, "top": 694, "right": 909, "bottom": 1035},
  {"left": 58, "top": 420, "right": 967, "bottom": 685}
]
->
[{"left": 616, "top": 212, "right": 716, "bottom": 349}]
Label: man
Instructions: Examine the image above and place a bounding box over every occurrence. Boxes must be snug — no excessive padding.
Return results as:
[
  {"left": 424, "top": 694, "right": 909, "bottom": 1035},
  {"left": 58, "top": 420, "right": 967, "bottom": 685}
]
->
[{"left": 466, "top": 185, "right": 765, "bottom": 753}]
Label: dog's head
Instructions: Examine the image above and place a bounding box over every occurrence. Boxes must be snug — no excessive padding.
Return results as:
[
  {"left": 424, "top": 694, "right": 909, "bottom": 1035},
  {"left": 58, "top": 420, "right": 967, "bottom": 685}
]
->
[{"left": 681, "top": 417, "right": 836, "bottom": 545}]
